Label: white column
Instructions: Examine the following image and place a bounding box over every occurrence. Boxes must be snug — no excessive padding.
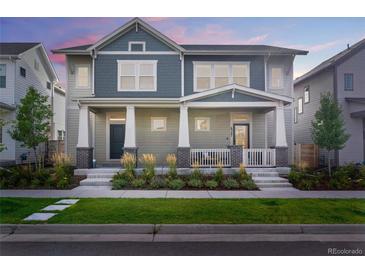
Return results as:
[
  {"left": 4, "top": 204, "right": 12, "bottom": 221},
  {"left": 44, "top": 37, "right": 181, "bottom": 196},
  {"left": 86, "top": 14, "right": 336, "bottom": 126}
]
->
[
  {"left": 77, "top": 105, "right": 90, "bottom": 147},
  {"left": 275, "top": 102, "right": 288, "bottom": 147},
  {"left": 124, "top": 105, "right": 136, "bottom": 148},
  {"left": 178, "top": 105, "right": 190, "bottom": 147}
]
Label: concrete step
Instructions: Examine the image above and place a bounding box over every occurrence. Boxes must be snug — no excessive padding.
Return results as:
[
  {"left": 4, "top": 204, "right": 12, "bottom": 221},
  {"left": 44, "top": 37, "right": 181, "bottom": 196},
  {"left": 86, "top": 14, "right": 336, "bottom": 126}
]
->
[
  {"left": 245, "top": 168, "right": 278, "bottom": 172},
  {"left": 250, "top": 172, "right": 279, "bottom": 177},
  {"left": 256, "top": 182, "right": 293, "bottom": 188},
  {"left": 87, "top": 168, "right": 121, "bottom": 174},
  {"left": 80, "top": 178, "right": 112, "bottom": 186},
  {"left": 87, "top": 173, "right": 116, "bottom": 179},
  {"left": 253, "top": 176, "right": 289, "bottom": 183}
]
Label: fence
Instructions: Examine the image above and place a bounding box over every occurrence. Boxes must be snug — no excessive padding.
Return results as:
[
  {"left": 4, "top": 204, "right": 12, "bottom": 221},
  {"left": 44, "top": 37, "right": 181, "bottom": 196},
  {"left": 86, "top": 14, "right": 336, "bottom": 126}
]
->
[
  {"left": 294, "top": 144, "right": 319, "bottom": 169},
  {"left": 242, "top": 148, "right": 276, "bottom": 167},
  {"left": 190, "top": 148, "right": 231, "bottom": 167}
]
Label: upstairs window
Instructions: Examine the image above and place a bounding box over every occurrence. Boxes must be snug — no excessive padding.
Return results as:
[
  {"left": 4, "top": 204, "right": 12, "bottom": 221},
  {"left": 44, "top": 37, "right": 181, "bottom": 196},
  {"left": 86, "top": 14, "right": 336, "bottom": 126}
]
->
[
  {"left": 118, "top": 60, "right": 157, "bottom": 91},
  {"left": 270, "top": 67, "right": 283, "bottom": 89},
  {"left": 46, "top": 81, "right": 51, "bottom": 90},
  {"left": 344, "top": 73, "right": 354, "bottom": 91},
  {"left": 304, "top": 86, "right": 310, "bottom": 103},
  {"left": 294, "top": 107, "right": 298, "bottom": 124},
  {"left": 194, "top": 62, "right": 250, "bottom": 92},
  {"left": 128, "top": 41, "right": 146, "bottom": 52},
  {"left": 75, "top": 64, "right": 90, "bottom": 88},
  {"left": 20, "top": 67, "right": 26, "bottom": 78},
  {"left": 298, "top": 97, "right": 303, "bottom": 114},
  {"left": 0, "top": 64, "right": 6, "bottom": 88}
]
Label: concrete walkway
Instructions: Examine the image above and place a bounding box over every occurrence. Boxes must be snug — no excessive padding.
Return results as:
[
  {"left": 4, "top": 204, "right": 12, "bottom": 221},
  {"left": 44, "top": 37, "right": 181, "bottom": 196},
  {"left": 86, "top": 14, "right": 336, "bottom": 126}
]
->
[{"left": 1, "top": 186, "right": 365, "bottom": 198}]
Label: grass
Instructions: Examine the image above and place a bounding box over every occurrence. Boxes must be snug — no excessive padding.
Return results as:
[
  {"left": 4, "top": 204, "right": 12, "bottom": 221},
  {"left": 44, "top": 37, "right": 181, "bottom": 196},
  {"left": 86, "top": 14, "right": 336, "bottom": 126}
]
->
[{"left": 1, "top": 198, "right": 365, "bottom": 224}]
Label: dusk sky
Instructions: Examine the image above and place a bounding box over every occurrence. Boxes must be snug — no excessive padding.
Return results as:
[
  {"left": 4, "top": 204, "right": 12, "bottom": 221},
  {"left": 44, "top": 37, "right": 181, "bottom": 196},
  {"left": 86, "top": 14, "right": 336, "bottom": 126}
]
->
[{"left": 1, "top": 17, "right": 364, "bottom": 87}]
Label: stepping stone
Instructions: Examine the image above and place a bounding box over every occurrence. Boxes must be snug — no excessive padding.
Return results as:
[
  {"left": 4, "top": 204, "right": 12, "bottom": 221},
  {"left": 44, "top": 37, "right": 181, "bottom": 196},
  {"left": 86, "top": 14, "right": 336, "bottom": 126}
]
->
[
  {"left": 56, "top": 199, "right": 79, "bottom": 205},
  {"left": 23, "top": 213, "right": 57, "bottom": 221},
  {"left": 42, "top": 205, "right": 71, "bottom": 211}
]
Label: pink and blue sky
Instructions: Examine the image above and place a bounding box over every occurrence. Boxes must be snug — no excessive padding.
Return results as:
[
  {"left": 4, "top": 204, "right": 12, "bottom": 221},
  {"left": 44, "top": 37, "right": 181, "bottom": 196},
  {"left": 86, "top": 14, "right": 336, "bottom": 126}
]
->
[{"left": 1, "top": 17, "right": 364, "bottom": 87}]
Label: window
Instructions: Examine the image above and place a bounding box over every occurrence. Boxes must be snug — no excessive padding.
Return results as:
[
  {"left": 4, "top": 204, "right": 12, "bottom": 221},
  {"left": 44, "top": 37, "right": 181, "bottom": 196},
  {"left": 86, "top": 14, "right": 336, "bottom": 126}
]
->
[
  {"left": 294, "top": 107, "right": 298, "bottom": 124},
  {"left": 46, "top": 81, "right": 51, "bottom": 90},
  {"left": 298, "top": 97, "right": 303, "bottom": 114},
  {"left": 194, "top": 62, "right": 250, "bottom": 92},
  {"left": 57, "top": 130, "right": 64, "bottom": 140},
  {"left": 34, "top": 59, "right": 39, "bottom": 70},
  {"left": 304, "top": 86, "right": 310, "bottom": 103},
  {"left": 75, "top": 65, "right": 90, "bottom": 88},
  {"left": 0, "top": 64, "right": 6, "bottom": 88},
  {"left": 270, "top": 67, "right": 283, "bottom": 89},
  {"left": 118, "top": 60, "right": 157, "bottom": 91},
  {"left": 344, "top": 73, "right": 354, "bottom": 91},
  {"left": 195, "top": 117, "right": 210, "bottom": 131},
  {"left": 20, "top": 67, "right": 26, "bottom": 78},
  {"left": 128, "top": 41, "right": 146, "bottom": 52},
  {"left": 151, "top": 117, "right": 166, "bottom": 131}
]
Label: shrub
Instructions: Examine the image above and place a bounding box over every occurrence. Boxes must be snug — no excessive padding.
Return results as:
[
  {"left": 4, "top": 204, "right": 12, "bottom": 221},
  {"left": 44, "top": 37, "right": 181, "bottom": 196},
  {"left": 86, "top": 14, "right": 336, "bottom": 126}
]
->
[
  {"left": 236, "top": 164, "right": 251, "bottom": 182},
  {"left": 150, "top": 177, "right": 166, "bottom": 189},
  {"left": 131, "top": 178, "right": 145, "bottom": 188},
  {"left": 51, "top": 152, "right": 73, "bottom": 189},
  {"left": 120, "top": 152, "right": 136, "bottom": 180},
  {"left": 166, "top": 154, "right": 177, "bottom": 180},
  {"left": 288, "top": 169, "right": 304, "bottom": 184},
  {"left": 112, "top": 178, "right": 129, "bottom": 190},
  {"left": 187, "top": 178, "right": 204, "bottom": 188},
  {"left": 214, "top": 166, "right": 224, "bottom": 183},
  {"left": 140, "top": 154, "right": 156, "bottom": 183},
  {"left": 167, "top": 178, "right": 185, "bottom": 190},
  {"left": 223, "top": 178, "right": 240, "bottom": 189},
  {"left": 205, "top": 180, "right": 218, "bottom": 190},
  {"left": 241, "top": 179, "right": 258, "bottom": 190},
  {"left": 191, "top": 163, "right": 202, "bottom": 180}
]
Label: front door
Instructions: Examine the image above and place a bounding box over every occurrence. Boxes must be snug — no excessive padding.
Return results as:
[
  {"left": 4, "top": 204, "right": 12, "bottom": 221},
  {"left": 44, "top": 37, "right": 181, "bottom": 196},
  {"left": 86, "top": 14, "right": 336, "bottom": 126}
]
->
[
  {"left": 233, "top": 124, "right": 249, "bottom": 148},
  {"left": 110, "top": 124, "right": 125, "bottom": 159}
]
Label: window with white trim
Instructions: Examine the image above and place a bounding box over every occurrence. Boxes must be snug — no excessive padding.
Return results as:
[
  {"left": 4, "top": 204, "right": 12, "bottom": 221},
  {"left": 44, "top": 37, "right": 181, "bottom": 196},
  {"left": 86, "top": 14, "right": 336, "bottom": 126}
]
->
[
  {"left": 195, "top": 117, "right": 210, "bottom": 131},
  {"left": 294, "top": 107, "right": 298, "bottom": 124},
  {"left": 270, "top": 67, "right": 283, "bottom": 89},
  {"left": 57, "top": 130, "right": 64, "bottom": 140},
  {"left": 298, "top": 97, "right": 303, "bottom": 114},
  {"left": 0, "top": 64, "right": 6, "bottom": 88},
  {"left": 128, "top": 41, "right": 146, "bottom": 52},
  {"left": 304, "top": 86, "right": 310, "bottom": 103},
  {"left": 151, "top": 117, "right": 166, "bottom": 131},
  {"left": 75, "top": 64, "right": 90, "bottom": 88},
  {"left": 118, "top": 61, "right": 157, "bottom": 91},
  {"left": 194, "top": 62, "right": 249, "bottom": 92}
]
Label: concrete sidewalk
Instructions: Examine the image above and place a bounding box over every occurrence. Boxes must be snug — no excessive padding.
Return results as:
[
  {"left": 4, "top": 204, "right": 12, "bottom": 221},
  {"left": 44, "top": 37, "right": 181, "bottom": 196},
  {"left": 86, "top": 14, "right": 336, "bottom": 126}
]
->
[
  {"left": 1, "top": 224, "right": 365, "bottom": 242},
  {"left": 1, "top": 186, "right": 365, "bottom": 198}
]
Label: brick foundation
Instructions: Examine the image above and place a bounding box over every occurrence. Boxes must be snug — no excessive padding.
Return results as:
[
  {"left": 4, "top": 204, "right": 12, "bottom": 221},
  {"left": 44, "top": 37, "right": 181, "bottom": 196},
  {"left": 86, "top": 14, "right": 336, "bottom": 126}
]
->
[
  {"left": 177, "top": 147, "right": 190, "bottom": 168},
  {"left": 227, "top": 145, "right": 243, "bottom": 167},
  {"left": 76, "top": 147, "right": 94, "bottom": 169}
]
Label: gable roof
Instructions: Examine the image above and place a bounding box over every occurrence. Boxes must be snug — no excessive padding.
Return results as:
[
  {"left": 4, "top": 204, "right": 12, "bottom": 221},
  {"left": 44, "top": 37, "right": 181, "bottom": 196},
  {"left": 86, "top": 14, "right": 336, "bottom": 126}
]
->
[
  {"left": 52, "top": 18, "right": 308, "bottom": 56},
  {"left": 0, "top": 42, "right": 40, "bottom": 56},
  {"left": 180, "top": 83, "right": 292, "bottom": 104},
  {"left": 295, "top": 38, "right": 365, "bottom": 85}
]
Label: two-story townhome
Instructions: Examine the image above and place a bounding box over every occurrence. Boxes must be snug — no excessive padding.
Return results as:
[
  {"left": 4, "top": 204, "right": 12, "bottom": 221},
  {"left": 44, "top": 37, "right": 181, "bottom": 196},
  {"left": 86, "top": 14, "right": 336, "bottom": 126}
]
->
[
  {"left": 0, "top": 42, "right": 66, "bottom": 166},
  {"left": 53, "top": 18, "right": 307, "bottom": 171},
  {"left": 294, "top": 38, "right": 365, "bottom": 167}
]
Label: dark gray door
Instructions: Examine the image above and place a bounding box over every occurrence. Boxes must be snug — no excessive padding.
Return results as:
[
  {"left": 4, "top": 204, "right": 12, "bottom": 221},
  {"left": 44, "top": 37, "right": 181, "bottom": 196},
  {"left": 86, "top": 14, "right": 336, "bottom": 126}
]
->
[{"left": 110, "top": 124, "right": 125, "bottom": 159}]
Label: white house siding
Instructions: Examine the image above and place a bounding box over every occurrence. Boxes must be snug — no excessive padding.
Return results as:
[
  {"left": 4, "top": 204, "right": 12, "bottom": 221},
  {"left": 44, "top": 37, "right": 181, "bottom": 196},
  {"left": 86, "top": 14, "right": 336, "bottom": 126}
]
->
[
  {"left": 52, "top": 90, "right": 66, "bottom": 140},
  {"left": 65, "top": 55, "right": 93, "bottom": 164},
  {"left": 294, "top": 69, "right": 335, "bottom": 165},
  {"left": 336, "top": 47, "right": 365, "bottom": 164},
  {"left": 0, "top": 110, "right": 16, "bottom": 161}
]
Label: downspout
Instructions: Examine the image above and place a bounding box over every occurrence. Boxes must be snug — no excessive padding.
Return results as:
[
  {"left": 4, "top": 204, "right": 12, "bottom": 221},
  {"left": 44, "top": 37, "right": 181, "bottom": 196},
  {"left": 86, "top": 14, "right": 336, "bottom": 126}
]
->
[
  {"left": 91, "top": 50, "right": 96, "bottom": 96},
  {"left": 50, "top": 81, "right": 55, "bottom": 140}
]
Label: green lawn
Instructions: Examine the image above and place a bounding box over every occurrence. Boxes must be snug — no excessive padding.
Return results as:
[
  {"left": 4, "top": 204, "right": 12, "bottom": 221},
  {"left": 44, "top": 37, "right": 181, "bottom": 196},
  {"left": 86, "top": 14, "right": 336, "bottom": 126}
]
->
[{"left": 0, "top": 198, "right": 364, "bottom": 224}]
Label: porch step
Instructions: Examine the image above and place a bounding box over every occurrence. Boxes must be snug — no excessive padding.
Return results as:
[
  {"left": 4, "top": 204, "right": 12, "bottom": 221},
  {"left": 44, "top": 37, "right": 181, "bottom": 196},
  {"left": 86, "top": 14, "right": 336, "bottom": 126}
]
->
[
  {"left": 87, "top": 173, "right": 116, "bottom": 179},
  {"left": 250, "top": 172, "right": 279, "bottom": 177},
  {"left": 87, "top": 168, "right": 121, "bottom": 174},
  {"left": 80, "top": 178, "right": 113, "bottom": 186},
  {"left": 253, "top": 176, "right": 293, "bottom": 189}
]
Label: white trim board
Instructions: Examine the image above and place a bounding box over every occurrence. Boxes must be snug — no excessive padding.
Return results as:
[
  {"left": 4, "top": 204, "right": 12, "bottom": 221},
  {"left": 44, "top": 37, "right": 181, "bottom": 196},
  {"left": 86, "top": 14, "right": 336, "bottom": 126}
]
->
[{"left": 98, "top": 51, "right": 178, "bottom": 55}]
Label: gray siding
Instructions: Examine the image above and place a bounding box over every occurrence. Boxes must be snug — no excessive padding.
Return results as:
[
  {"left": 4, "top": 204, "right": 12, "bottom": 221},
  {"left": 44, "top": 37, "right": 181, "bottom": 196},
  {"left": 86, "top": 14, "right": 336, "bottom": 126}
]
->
[
  {"left": 294, "top": 69, "right": 335, "bottom": 165},
  {"left": 266, "top": 56, "right": 294, "bottom": 97},
  {"left": 336, "top": 46, "right": 365, "bottom": 164},
  {"left": 252, "top": 112, "right": 266, "bottom": 148},
  {"left": 184, "top": 55, "right": 265, "bottom": 96},
  {"left": 100, "top": 26, "right": 175, "bottom": 52},
  {"left": 94, "top": 54, "right": 181, "bottom": 98},
  {"left": 195, "top": 90, "right": 269, "bottom": 102}
]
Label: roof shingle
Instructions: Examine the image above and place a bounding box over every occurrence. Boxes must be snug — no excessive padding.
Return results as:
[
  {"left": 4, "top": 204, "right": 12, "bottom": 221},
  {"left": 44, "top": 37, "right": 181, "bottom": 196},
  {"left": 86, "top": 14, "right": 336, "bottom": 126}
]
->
[{"left": 0, "top": 42, "right": 40, "bottom": 55}]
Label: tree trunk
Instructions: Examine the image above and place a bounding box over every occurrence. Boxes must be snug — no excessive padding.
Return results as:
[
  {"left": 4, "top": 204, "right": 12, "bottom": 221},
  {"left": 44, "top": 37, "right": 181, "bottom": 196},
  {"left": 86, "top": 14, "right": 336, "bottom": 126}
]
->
[
  {"left": 328, "top": 150, "right": 331, "bottom": 177},
  {"left": 33, "top": 147, "right": 38, "bottom": 171}
]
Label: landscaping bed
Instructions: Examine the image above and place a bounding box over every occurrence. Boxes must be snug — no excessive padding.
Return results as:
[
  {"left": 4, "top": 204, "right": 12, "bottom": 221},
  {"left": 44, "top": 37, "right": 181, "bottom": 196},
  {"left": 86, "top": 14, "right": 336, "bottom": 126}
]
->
[
  {"left": 111, "top": 153, "right": 258, "bottom": 191},
  {"left": 289, "top": 163, "right": 365, "bottom": 190},
  {"left": 1, "top": 197, "right": 364, "bottom": 224}
]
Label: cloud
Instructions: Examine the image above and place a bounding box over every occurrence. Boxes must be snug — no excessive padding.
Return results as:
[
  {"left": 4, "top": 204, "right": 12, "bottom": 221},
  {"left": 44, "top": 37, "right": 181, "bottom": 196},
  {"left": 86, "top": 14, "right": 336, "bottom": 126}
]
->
[
  {"left": 143, "top": 17, "right": 171, "bottom": 22},
  {"left": 307, "top": 40, "right": 342, "bottom": 52},
  {"left": 165, "top": 24, "right": 268, "bottom": 45}
]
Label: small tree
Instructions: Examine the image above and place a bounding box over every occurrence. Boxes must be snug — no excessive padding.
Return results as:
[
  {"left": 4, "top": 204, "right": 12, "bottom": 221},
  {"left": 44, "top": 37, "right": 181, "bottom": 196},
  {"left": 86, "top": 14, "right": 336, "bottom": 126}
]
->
[
  {"left": 9, "top": 86, "right": 53, "bottom": 170},
  {"left": 311, "top": 93, "right": 350, "bottom": 176}
]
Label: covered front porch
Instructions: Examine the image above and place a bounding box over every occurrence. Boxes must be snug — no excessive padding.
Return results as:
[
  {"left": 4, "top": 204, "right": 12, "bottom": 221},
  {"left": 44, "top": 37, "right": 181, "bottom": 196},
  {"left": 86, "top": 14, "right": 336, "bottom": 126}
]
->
[{"left": 75, "top": 84, "right": 291, "bottom": 169}]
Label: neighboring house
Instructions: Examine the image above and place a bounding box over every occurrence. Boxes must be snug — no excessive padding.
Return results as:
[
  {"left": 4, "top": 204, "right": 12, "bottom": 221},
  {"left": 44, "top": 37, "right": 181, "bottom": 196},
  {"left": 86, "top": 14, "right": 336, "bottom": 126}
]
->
[
  {"left": 294, "top": 38, "right": 365, "bottom": 166},
  {"left": 0, "top": 42, "right": 65, "bottom": 166},
  {"left": 53, "top": 17, "right": 307, "bottom": 169}
]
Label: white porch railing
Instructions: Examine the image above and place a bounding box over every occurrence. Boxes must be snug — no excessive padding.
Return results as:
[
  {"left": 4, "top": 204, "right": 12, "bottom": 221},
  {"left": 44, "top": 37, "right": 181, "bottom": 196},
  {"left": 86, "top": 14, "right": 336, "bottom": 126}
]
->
[
  {"left": 242, "top": 148, "right": 276, "bottom": 167},
  {"left": 190, "top": 148, "right": 231, "bottom": 167}
]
